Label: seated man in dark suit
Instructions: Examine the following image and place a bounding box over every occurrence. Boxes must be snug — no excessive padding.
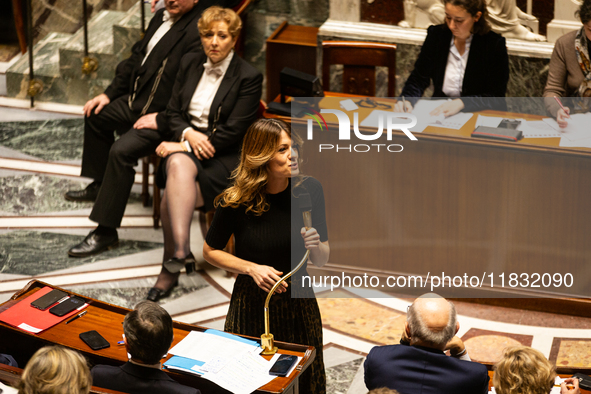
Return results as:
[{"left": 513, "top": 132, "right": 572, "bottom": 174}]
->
[
  {"left": 65, "top": 0, "right": 206, "bottom": 257},
  {"left": 92, "top": 301, "right": 199, "bottom": 394},
  {"left": 364, "top": 292, "right": 489, "bottom": 394}
]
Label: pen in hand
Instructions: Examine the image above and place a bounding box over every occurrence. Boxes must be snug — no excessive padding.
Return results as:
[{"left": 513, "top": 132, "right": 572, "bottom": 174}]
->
[
  {"left": 401, "top": 96, "right": 408, "bottom": 113},
  {"left": 65, "top": 310, "right": 87, "bottom": 324}
]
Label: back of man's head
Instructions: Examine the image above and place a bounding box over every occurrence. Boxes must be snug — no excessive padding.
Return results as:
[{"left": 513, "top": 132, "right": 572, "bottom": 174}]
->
[
  {"left": 406, "top": 293, "right": 457, "bottom": 349},
  {"left": 123, "top": 301, "right": 173, "bottom": 364}
]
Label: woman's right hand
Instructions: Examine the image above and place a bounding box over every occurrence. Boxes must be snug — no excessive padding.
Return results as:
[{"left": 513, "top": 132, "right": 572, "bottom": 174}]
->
[
  {"left": 561, "top": 378, "right": 580, "bottom": 394},
  {"left": 248, "top": 265, "right": 288, "bottom": 293},
  {"left": 557, "top": 107, "right": 570, "bottom": 128},
  {"left": 393, "top": 100, "right": 413, "bottom": 113},
  {"left": 184, "top": 129, "right": 216, "bottom": 160}
]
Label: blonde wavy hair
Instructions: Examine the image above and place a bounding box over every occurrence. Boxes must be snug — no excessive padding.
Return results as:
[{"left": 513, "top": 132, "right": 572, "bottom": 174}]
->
[
  {"left": 198, "top": 6, "right": 242, "bottom": 39},
  {"left": 18, "top": 346, "right": 91, "bottom": 394},
  {"left": 493, "top": 346, "right": 556, "bottom": 394},
  {"left": 216, "top": 118, "right": 303, "bottom": 215}
]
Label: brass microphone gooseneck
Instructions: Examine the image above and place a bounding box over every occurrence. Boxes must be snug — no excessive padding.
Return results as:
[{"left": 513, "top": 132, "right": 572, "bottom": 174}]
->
[{"left": 261, "top": 193, "right": 312, "bottom": 355}]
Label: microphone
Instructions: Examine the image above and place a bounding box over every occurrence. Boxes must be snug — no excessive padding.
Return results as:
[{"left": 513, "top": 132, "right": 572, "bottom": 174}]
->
[
  {"left": 299, "top": 193, "right": 312, "bottom": 229},
  {"left": 261, "top": 192, "right": 314, "bottom": 355}
]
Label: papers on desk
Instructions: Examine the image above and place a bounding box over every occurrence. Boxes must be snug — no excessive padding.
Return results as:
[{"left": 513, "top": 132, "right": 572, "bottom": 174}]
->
[
  {"left": 0, "top": 381, "right": 18, "bottom": 394},
  {"left": 410, "top": 99, "right": 473, "bottom": 132},
  {"left": 542, "top": 113, "right": 591, "bottom": 148},
  {"left": 165, "top": 329, "right": 299, "bottom": 394}
]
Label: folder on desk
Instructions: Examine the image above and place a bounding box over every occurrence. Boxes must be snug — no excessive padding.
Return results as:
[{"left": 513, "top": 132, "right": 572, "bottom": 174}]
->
[{"left": 0, "top": 286, "right": 89, "bottom": 334}]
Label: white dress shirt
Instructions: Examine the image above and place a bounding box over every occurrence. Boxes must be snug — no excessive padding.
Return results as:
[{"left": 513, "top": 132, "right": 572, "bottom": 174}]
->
[
  {"left": 442, "top": 35, "right": 473, "bottom": 98},
  {"left": 183, "top": 51, "right": 234, "bottom": 136},
  {"left": 142, "top": 10, "right": 176, "bottom": 66}
]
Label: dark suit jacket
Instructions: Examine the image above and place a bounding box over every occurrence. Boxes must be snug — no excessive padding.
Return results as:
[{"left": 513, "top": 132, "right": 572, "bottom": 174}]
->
[
  {"left": 364, "top": 344, "right": 489, "bottom": 394},
  {"left": 92, "top": 362, "right": 200, "bottom": 394},
  {"left": 401, "top": 24, "right": 509, "bottom": 112},
  {"left": 103, "top": 4, "right": 204, "bottom": 131},
  {"left": 165, "top": 51, "right": 263, "bottom": 169}
]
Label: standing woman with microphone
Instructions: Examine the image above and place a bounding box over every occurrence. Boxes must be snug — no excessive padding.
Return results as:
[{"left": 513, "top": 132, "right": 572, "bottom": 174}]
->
[{"left": 203, "top": 118, "right": 330, "bottom": 394}]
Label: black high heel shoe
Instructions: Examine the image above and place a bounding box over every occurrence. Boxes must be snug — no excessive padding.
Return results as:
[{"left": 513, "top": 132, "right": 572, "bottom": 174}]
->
[
  {"left": 146, "top": 279, "right": 178, "bottom": 302},
  {"left": 163, "top": 253, "right": 197, "bottom": 275}
]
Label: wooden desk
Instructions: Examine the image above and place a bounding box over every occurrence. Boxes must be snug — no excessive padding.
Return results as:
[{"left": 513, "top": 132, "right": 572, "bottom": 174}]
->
[
  {"left": 267, "top": 95, "right": 591, "bottom": 304},
  {"left": 0, "top": 281, "right": 315, "bottom": 394},
  {"left": 266, "top": 22, "right": 318, "bottom": 103}
]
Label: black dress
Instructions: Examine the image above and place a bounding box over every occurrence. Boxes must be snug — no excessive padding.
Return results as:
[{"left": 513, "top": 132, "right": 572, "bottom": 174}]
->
[{"left": 206, "top": 177, "right": 328, "bottom": 394}]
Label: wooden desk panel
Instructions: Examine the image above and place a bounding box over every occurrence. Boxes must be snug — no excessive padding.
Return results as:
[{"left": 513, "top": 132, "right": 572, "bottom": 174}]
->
[
  {"left": 269, "top": 95, "right": 591, "bottom": 300},
  {"left": 0, "top": 281, "right": 315, "bottom": 394}
]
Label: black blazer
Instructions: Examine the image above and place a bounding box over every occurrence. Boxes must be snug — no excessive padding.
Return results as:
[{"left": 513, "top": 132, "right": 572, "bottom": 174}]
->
[
  {"left": 103, "top": 4, "right": 204, "bottom": 130},
  {"left": 166, "top": 51, "right": 263, "bottom": 165},
  {"left": 364, "top": 344, "right": 489, "bottom": 394},
  {"left": 401, "top": 24, "right": 509, "bottom": 112},
  {"left": 92, "top": 362, "right": 200, "bottom": 394}
]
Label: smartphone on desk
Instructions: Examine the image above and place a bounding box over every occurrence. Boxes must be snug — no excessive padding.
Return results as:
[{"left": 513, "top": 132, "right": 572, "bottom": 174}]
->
[
  {"left": 269, "top": 354, "right": 298, "bottom": 377},
  {"left": 79, "top": 330, "right": 110, "bottom": 350},
  {"left": 31, "top": 289, "right": 68, "bottom": 310},
  {"left": 49, "top": 296, "right": 85, "bottom": 317}
]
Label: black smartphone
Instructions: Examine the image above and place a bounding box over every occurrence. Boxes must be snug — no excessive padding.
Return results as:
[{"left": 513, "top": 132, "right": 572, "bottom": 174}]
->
[
  {"left": 31, "top": 289, "right": 68, "bottom": 310},
  {"left": 79, "top": 330, "right": 110, "bottom": 350},
  {"left": 269, "top": 354, "right": 298, "bottom": 377},
  {"left": 573, "top": 373, "right": 591, "bottom": 390},
  {"left": 49, "top": 296, "right": 85, "bottom": 317}
]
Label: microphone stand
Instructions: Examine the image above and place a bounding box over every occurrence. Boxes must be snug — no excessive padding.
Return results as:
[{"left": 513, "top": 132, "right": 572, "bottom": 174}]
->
[{"left": 261, "top": 207, "right": 313, "bottom": 355}]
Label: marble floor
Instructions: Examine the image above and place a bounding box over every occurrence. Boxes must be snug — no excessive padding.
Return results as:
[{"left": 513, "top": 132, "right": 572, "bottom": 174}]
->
[{"left": 1, "top": 105, "right": 591, "bottom": 394}]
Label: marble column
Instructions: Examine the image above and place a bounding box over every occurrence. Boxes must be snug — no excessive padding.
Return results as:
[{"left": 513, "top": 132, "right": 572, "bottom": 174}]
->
[
  {"left": 546, "top": 0, "right": 582, "bottom": 42},
  {"left": 329, "top": 0, "right": 359, "bottom": 22}
]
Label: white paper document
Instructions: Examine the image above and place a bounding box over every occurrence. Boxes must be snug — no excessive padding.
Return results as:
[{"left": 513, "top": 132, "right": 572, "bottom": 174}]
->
[
  {"left": 410, "top": 99, "right": 473, "bottom": 132},
  {"left": 169, "top": 331, "right": 261, "bottom": 365},
  {"left": 202, "top": 352, "right": 278, "bottom": 394}
]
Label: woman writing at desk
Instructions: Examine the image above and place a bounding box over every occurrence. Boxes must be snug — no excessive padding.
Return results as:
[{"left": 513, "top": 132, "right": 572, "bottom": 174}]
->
[
  {"left": 203, "top": 119, "right": 329, "bottom": 393},
  {"left": 394, "top": 0, "right": 509, "bottom": 116},
  {"left": 543, "top": 0, "right": 591, "bottom": 128},
  {"left": 146, "top": 6, "right": 263, "bottom": 302}
]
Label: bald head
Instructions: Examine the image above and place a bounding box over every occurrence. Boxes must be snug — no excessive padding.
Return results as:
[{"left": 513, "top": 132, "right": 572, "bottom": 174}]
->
[{"left": 406, "top": 293, "right": 458, "bottom": 349}]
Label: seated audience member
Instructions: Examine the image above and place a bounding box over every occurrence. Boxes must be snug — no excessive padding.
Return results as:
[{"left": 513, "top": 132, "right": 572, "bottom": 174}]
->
[
  {"left": 368, "top": 389, "right": 400, "bottom": 394},
  {"left": 18, "top": 346, "right": 91, "bottom": 394},
  {"left": 393, "top": 0, "right": 509, "bottom": 117},
  {"left": 364, "top": 293, "right": 489, "bottom": 394},
  {"left": 147, "top": 6, "right": 262, "bottom": 302},
  {"left": 543, "top": 0, "right": 591, "bottom": 128},
  {"left": 0, "top": 353, "right": 17, "bottom": 367},
  {"left": 65, "top": 0, "right": 205, "bottom": 258},
  {"left": 91, "top": 301, "right": 199, "bottom": 394},
  {"left": 494, "top": 346, "right": 580, "bottom": 394}
]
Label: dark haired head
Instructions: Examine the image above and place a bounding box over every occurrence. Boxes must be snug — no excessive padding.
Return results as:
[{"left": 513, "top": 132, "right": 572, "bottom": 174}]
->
[
  {"left": 123, "top": 301, "right": 173, "bottom": 364},
  {"left": 576, "top": 0, "right": 591, "bottom": 24},
  {"left": 444, "top": 0, "right": 491, "bottom": 35}
]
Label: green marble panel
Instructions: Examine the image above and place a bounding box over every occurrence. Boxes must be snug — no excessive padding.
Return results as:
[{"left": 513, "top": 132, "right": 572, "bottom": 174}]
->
[
  {"left": 0, "top": 175, "right": 92, "bottom": 215},
  {"left": 326, "top": 358, "right": 363, "bottom": 394},
  {"left": 0, "top": 118, "right": 83, "bottom": 161},
  {"left": 0, "top": 174, "right": 142, "bottom": 215},
  {"left": 7, "top": 32, "right": 72, "bottom": 77},
  {"left": 59, "top": 10, "right": 127, "bottom": 80},
  {"left": 113, "top": 2, "right": 153, "bottom": 57},
  {"left": 67, "top": 282, "right": 205, "bottom": 309},
  {"left": 0, "top": 230, "right": 162, "bottom": 276}
]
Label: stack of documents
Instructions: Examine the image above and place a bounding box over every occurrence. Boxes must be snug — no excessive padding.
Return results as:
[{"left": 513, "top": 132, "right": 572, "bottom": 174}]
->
[
  {"left": 164, "top": 329, "right": 298, "bottom": 394},
  {"left": 543, "top": 113, "right": 591, "bottom": 148}
]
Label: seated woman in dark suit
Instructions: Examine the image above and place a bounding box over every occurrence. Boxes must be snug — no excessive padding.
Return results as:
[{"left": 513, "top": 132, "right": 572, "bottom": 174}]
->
[
  {"left": 543, "top": 0, "right": 591, "bottom": 128},
  {"left": 394, "top": 0, "right": 509, "bottom": 116},
  {"left": 147, "top": 6, "right": 263, "bottom": 301}
]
